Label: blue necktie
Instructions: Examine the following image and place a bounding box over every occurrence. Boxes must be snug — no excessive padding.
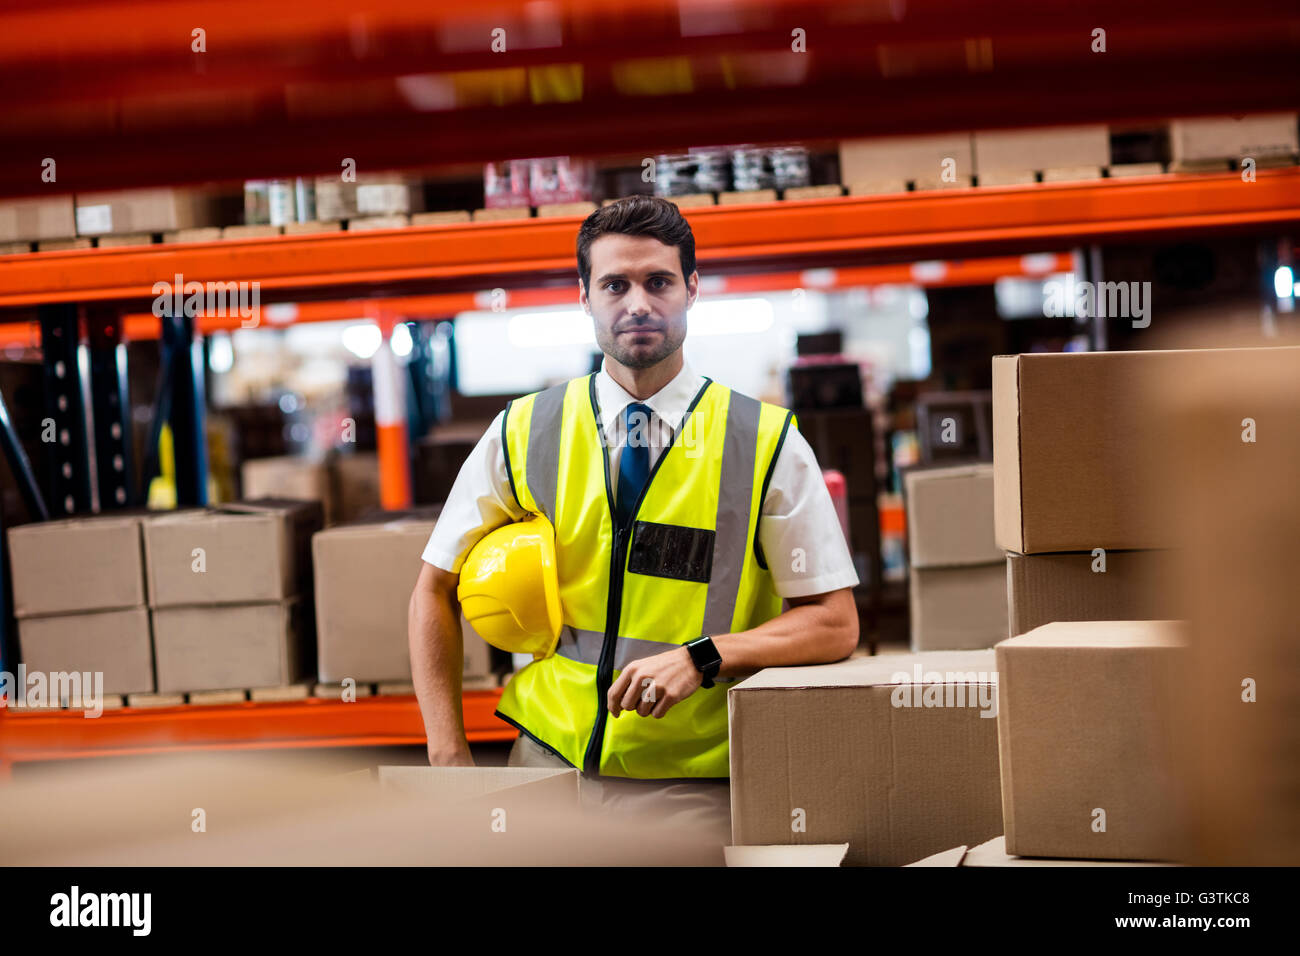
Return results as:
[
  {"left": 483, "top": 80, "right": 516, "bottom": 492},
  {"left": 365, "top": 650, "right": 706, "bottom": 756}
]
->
[{"left": 616, "top": 402, "right": 653, "bottom": 530}]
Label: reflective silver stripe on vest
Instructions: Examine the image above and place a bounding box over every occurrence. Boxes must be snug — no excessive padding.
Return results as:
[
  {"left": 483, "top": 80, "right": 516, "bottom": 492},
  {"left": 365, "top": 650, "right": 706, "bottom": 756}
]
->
[
  {"left": 526, "top": 382, "right": 567, "bottom": 520},
  {"left": 556, "top": 626, "right": 676, "bottom": 670},
  {"left": 701, "top": 391, "right": 761, "bottom": 636}
]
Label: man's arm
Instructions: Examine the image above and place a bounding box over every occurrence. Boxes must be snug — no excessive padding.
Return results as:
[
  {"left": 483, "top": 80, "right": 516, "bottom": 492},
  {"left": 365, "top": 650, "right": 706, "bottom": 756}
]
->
[
  {"left": 408, "top": 408, "right": 523, "bottom": 765},
  {"left": 714, "top": 587, "right": 858, "bottom": 675},
  {"left": 409, "top": 561, "right": 474, "bottom": 766},
  {"left": 607, "top": 588, "right": 856, "bottom": 718}
]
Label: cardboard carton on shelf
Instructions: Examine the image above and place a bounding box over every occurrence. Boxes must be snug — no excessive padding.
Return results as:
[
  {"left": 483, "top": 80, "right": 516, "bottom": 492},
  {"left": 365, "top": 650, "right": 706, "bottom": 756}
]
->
[
  {"left": 151, "top": 600, "right": 303, "bottom": 693},
  {"left": 313, "top": 512, "right": 491, "bottom": 683},
  {"left": 7, "top": 514, "right": 149, "bottom": 617},
  {"left": 1168, "top": 111, "right": 1298, "bottom": 167},
  {"left": 142, "top": 500, "right": 322, "bottom": 607},
  {"left": 17, "top": 607, "right": 155, "bottom": 696},
  {"left": 0, "top": 195, "right": 77, "bottom": 242},
  {"left": 729, "top": 650, "right": 1002, "bottom": 866},
  {"left": 839, "top": 133, "right": 974, "bottom": 188},
  {"left": 73, "top": 187, "right": 224, "bottom": 236},
  {"left": 240, "top": 455, "right": 332, "bottom": 523},
  {"left": 973, "top": 124, "right": 1110, "bottom": 179},
  {"left": 996, "top": 620, "right": 1190, "bottom": 862}
]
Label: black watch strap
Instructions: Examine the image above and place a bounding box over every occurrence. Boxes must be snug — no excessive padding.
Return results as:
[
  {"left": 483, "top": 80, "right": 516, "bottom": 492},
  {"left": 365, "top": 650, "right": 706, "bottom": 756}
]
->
[{"left": 685, "top": 636, "right": 722, "bottom": 688}]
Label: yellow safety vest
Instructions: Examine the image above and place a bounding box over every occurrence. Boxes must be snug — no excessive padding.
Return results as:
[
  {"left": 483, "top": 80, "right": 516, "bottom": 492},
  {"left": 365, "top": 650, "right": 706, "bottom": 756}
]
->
[{"left": 495, "top": 372, "right": 796, "bottom": 779}]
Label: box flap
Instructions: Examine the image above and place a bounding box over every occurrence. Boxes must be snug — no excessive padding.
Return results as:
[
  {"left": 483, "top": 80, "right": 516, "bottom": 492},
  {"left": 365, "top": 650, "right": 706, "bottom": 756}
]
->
[
  {"left": 992, "top": 354, "right": 1024, "bottom": 553},
  {"left": 724, "top": 844, "right": 849, "bottom": 867},
  {"left": 905, "top": 845, "right": 969, "bottom": 867},
  {"left": 732, "top": 649, "right": 997, "bottom": 691},
  {"left": 999, "top": 619, "right": 1186, "bottom": 651}
]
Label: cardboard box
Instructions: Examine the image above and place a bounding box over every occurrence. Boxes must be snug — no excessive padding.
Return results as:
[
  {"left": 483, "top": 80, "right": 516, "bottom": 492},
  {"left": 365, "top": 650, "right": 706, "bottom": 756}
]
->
[
  {"left": 74, "top": 188, "right": 221, "bottom": 236},
  {"left": 973, "top": 124, "right": 1110, "bottom": 176},
  {"left": 152, "top": 600, "right": 302, "bottom": 693},
  {"left": 1169, "top": 112, "right": 1298, "bottom": 165},
  {"left": 1007, "top": 549, "right": 1182, "bottom": 636},
  {"left": 729, "top": 650, "right": 1002, "bottom": 866},
  {"left": 331, "top": 451, "right": 381, "bottom": 525},
  {"left": 17, "top": 608, "right": 154, "bottom": 695},
  {"left": 1140, "top": 346, "right": 1300, "bottom": 864},
  {"left": 241, "top": 455, "right": 332, "bottom": 524},
  {"left": 909, "top": 563, "right": 1007, "bottom": 650},
  {"left": 996, "top": 620, "right": 1190, "bottom": 861},
  {"left": 992, "top": 347, "right": 1300, "bottom": 553},
  {"left": 8, "top": 514, "right": 147, "bottom": 617},
  {"left": 839, "top": 133, "right": 974, "bottom": 187},
  {"left": 904, "top": 463, "right": 1001, "bottom": 568},
  {"left": 142, "top": 500, "right": 321, "bottom": 607},
  {"left": 314, "top": 174, "right": 424, "bottom": 220},
  {"left": 0, "top": 196, "right": 77, "bottom": 242},
  {"left": 313, "top": 516, "right": 490, "bottom": 682},
  {"left": 908, "top": 835, "right": 1174, "bottom": 867}
]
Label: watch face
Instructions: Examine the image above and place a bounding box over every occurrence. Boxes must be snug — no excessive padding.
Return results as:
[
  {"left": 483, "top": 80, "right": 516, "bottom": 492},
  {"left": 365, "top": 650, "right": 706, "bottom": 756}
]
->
[{"left": 691, "top": 637, "right": 722, "bottom": 671}]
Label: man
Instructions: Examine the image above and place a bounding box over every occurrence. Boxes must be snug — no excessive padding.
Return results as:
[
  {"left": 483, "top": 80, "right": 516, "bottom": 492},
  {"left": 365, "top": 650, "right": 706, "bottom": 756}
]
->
[{"left": 408, "top": 195, "right": 859, "bottom": 839}]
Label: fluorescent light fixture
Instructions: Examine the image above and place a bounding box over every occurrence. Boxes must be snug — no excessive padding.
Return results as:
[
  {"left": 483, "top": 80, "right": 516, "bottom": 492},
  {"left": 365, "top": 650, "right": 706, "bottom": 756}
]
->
[
  {"left": 504, "top": 297, "right": 775, "bottom": 349},
  {"left": 390, "top": 323, "right": 414, "bottom": 357},
  {"left": 508, "top": 310, "right": 595, "bottom": 348},
  {"left": 208, "top": 332, "right": 234, "bottom": 373},
  {"left": 689, "top": 298, "right": 774, "bottom": 336},
  {"left": 1274, "top": 265, "right": 1294, "bottom": 299},
  {"left": 342, "top": 322, "right": 382, "bottom": 359}
]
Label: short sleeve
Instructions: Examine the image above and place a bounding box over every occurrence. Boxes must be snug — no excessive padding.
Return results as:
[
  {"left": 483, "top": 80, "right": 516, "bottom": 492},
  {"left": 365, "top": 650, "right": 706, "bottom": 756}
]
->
[
  {"left": 756, "top": 424, "right": 862, "bottom": 599},
  {"left": 420, "top": 409, "right": 528, "bottom": 573}
]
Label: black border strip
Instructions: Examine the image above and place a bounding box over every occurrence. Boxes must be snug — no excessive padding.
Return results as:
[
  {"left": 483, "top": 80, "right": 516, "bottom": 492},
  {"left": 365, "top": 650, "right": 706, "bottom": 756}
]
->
[
  {"left": 494, "top": 710, "right": 577, "bottom": 768},
  {"left": 753, "top": 408, "right": 794, "bottom": 570},
  {"left": 501, "top": 399, "right": 522, "bottom": 512}
]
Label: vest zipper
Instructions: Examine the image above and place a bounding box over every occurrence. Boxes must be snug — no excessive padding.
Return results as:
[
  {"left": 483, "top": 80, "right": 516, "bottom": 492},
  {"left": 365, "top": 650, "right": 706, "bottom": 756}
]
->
[{"left": 580, "top": 374, "right": 713, "bottom": 777}]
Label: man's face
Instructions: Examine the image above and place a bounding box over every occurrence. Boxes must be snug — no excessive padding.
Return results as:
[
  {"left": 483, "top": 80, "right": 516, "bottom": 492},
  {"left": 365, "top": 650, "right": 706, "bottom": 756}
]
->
[{"left": 580, "top": 233, "right": 697, "bottom": 370}]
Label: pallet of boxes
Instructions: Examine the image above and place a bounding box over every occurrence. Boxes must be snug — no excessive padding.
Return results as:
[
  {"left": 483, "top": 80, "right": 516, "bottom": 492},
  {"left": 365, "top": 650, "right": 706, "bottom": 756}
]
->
[
  {"left": 7, "top": 513, "right": 158, "bottom": 709},
  {"left": 140, "top": 500, "right": 322, "bottom": 702}
]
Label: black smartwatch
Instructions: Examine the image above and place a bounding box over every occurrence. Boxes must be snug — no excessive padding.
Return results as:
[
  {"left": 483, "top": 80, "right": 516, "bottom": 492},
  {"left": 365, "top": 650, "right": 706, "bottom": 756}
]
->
[{"left": 685, "top": 636, "right": 723, "bottom": 688}]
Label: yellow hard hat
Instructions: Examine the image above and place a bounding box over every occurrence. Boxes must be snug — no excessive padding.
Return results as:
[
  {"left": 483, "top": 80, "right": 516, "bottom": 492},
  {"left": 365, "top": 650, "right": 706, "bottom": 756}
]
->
[{"left": 457, "top": 514, "right": 563, "bottom": 660}]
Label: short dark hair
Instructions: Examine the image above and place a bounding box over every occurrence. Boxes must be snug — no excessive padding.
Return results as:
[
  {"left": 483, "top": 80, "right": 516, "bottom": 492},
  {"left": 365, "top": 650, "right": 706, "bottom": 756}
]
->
[{"left": 576, "top": 195, "right": 696, "bottom": 294}]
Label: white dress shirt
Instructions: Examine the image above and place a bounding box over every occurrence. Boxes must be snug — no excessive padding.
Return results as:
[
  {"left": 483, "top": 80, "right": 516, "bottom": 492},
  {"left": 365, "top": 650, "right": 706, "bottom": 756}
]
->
[{"left": 421, "top": 358, "right": 860, "bottom": 599}]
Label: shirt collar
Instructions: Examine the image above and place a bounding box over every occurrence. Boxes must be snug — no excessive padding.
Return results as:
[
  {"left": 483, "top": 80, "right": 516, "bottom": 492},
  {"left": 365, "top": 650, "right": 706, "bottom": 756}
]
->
[{"left": 595, "top": 356, "right": 705, "bottom": 434}]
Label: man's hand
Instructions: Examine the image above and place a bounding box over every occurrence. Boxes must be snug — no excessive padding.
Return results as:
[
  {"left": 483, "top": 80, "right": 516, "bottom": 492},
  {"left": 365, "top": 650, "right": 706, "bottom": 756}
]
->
[
  {"left": 607, "top": 646, "right": 704, "bottom": 720},
  {"left": 427, "top": 739, "right": 476, "bottom": 767}
]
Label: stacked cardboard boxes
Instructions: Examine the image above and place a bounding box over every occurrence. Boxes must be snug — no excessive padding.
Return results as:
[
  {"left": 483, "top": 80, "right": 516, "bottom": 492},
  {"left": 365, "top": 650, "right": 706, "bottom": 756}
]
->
[
  {"left": 993, "top": 351, "right": 1197, "bottom": 636},
  {"left": 142, "top": 500, "right": 322, "bottom": 693},
  {"left": 8, "top": 514, "right": 155, "bottom": 695},
  {"left": 903, "top": 463, "right": 1006, "bottom": 650},
  {"left": 989, "top": 345, "right": 1300, "bottom": 863},
  {"left": 0, "top": 195, "right": 77, "bottom": 244},
  {"left": 312, "top": 509, "right": 492, "bottom": 685}
]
